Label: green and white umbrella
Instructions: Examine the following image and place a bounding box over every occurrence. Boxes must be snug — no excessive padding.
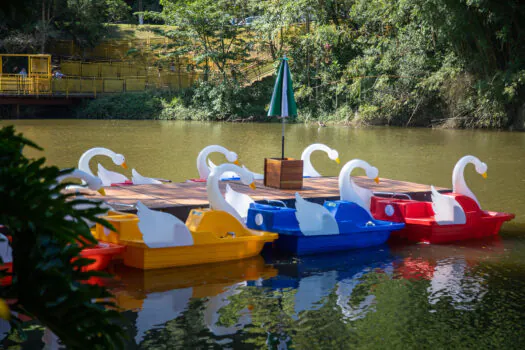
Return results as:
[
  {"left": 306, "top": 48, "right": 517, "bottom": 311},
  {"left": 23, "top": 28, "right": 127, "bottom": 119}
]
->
[{"left": 268, "top": 57, "right": 297, "bottom": 159}]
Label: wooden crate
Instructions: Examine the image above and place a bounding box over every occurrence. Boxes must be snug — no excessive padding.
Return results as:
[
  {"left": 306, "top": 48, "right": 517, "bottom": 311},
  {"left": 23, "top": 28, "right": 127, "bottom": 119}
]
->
[{"left": 264, "top": 158, "right": 303, "bottom": 189}]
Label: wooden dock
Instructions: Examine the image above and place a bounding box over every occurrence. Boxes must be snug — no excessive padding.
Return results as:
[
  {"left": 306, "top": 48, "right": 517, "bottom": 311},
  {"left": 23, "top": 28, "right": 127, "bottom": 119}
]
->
[{"left": 93, "top": 176, "right": 450, "bottom": 221}]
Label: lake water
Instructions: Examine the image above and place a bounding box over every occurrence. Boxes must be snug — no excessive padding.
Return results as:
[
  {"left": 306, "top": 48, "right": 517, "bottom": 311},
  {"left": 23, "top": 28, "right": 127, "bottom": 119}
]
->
[{"left": 2, "top": 119, "right": 525, "bottom": 349}]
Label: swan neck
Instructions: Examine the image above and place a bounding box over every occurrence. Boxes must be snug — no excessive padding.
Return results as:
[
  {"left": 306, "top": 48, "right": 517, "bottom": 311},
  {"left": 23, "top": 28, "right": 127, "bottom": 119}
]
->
[
  {"left": 339, "top": 161, "right": 361, "bottom": 200},
  {"left": 451, "top": 156, "right": 480, "bottom": 206},
  {"left": 339, "top": 160, "right": 370, "bottom": 206},
  {"left": 452, "top": 156, "right": 475, "bottom": 192},
  {"left": 78, "top": 147, "right": 116, "bottom": 177},
  {"left": 197, "top": 145, "right": 230, "bottom": 179},
  {"left": 206, "top": 164, "right": 239, "bottom": 212},
  {"left": 301, "top": 144, "right": 331, "bottom": 177},
  {"left": 56, "top": 169, "right": 95, "bottom": 188}
]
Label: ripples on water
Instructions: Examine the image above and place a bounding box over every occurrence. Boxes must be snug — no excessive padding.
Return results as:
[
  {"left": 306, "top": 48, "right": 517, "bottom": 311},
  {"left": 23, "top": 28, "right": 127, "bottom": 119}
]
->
[{"left": 1, "top": 120, "right": 525, "bottom": 348}]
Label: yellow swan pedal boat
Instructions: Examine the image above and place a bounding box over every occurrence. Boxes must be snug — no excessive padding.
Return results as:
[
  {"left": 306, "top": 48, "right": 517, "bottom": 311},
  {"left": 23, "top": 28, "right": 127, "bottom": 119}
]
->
[{"left": 94, "top": 208, "right": 277, "bottom": 270}]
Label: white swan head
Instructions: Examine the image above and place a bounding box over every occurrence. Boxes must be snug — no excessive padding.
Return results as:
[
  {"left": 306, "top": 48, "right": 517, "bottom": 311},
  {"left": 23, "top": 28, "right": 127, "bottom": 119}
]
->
[
  {"left": 238, "top": 166, "right": 256, "bottom": 190},
  {"left": 112, "top": 153, "right": 127, "bottom": 169},
  {"left": 225, "top": 151, "right": 240, "bottom": 165},
  {"left": 475, "top": 161, "right": 488, "bottom": 178},
  {"left": 366, "top": 165, "right": 380, "bottom": 184},
  {"left": 328, "top": 149, "right": 340, "bottom": 164}
]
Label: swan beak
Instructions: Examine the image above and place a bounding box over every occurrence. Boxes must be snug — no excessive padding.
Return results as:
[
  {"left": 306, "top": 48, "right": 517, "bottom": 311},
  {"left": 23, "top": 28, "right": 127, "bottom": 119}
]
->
[
  {"left": 121, "top": 162, "right": 128, "bottom": 169},
  {"left": 335, "top": 157, "right": 341, "bottom": 164},
  {"left": 374, "top": 177, "right": 380, "bottom": 184},
  {"left": 233, "top": 160, "right": 240, "bottom": 166},
  {"left": 97, "top": 188, "right": 106, "bottom": 196},
  {"left": 482, "top": 172, "right": 487, "bottom": 179},
  {"left": 249, "top": 182, "right": 256, "bottom": 190}
]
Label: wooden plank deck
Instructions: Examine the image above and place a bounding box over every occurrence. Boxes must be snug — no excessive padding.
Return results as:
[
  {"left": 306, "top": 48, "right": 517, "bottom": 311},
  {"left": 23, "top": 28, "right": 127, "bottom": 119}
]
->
[{"left": 90, "top": 176, "right": 450, "bottom": 221}]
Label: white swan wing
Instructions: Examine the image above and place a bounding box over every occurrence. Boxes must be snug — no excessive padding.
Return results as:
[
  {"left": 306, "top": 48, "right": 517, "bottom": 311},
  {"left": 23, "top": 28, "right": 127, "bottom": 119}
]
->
[
  {"left": 431, "top": 186, "right": 466, "bottom": 225},
  {"left": 97, "top": 163, "right": 129, "bottom": 186},
  {"left": 224, "top": 184, "right": 254, "bottom": 221},
  {"left": 136, "top": 201, "right": 193, "bottom": 248},
  {"left": 242, "top": 165, "right": 264, "bottom": 180},
  {"left": 132, "top": 169, "right": 162, "bottom": 185},
  {"left": 352, "top": 182, "right": 374, "bottom": 212},
  {"left": 207, "top": 158, "right": 217, "bottom": 170},
  {"left": 294, "top": 193, "right": 339, "bottom": 236}
]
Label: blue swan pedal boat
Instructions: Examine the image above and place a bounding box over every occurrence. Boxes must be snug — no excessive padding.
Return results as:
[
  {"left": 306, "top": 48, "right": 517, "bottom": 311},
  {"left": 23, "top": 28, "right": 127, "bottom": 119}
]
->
[{"left": 247, "top": 198, "right": 405, "bottom": 256}]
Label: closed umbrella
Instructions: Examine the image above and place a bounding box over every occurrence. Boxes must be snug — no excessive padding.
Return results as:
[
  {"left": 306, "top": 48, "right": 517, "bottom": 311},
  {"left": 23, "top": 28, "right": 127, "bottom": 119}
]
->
[{"left": 267, "top": 56, "right": 297, "bottom": 159}]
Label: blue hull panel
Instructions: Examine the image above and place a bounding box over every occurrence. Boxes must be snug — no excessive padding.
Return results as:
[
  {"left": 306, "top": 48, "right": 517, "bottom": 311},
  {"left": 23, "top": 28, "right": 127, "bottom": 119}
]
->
[{"left": 275, "top": 230, "right": 392, "bottom": 256}]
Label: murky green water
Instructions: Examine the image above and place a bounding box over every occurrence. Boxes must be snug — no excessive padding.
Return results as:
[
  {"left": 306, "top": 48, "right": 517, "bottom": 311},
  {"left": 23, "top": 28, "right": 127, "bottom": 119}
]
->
[{"left": 2, "top": 119, "right": 525, "bottom": 349}]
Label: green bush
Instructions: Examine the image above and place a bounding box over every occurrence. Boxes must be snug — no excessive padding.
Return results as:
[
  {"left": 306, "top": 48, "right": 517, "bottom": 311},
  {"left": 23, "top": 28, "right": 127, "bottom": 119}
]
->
[
  {"left": 77, "top": 91, "right": 164, "bottom": 119},
  {"left": 0, "top": 126, "right": 126, "bottom": 348}
]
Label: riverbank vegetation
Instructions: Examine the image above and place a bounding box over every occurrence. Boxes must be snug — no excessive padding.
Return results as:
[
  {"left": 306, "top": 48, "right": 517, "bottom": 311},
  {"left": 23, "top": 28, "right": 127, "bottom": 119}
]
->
[{"left": 2, "top": 0, "right": 525, "bottom": 129}]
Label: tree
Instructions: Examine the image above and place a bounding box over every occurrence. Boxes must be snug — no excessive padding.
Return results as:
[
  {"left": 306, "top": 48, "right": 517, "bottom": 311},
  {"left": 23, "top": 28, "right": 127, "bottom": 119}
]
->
[
  {"left": 0, "top": 126, "right": 126, "bottom": 349},
  {"left": 0, "top": 0, "right": 132, "bottom": 53},
  {"left": 159, "top": 0, "right": 255, "bottom": 81}
]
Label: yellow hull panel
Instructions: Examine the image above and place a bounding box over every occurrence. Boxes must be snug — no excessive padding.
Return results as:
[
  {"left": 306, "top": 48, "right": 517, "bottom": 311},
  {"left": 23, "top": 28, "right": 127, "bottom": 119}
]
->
[
  {"left": 95, "top": 209, "right": 278, "bottom": 270},
  {"left": 122, "top": 239, "right": 271, "bottom": 270}
]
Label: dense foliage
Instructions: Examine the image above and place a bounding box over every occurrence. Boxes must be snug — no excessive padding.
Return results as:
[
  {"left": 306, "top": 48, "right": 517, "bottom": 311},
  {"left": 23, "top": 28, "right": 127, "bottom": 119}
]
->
[
  {"left": 82, "top": 0, "right": 525, "bottom": 128},
  {"left": 0, "top": 0, "right": 131, "bottom": 52},
  {"left": 2, "top": 0, "right": 525, "bottom": 128},
  {"left": 0, "top": 126, "right": 126, "bottom": 349},
  {"left": 77, "top": 78, "right": 275, "bottom": 121}
]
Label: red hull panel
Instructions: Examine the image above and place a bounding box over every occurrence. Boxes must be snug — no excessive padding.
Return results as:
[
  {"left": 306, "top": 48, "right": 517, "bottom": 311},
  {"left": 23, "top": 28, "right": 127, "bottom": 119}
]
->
[
  {"left": 0, "top": 243, "right": 124, "bottom": 286},
  {"left": 79, "top": 243, "right": 125, "bottom": 271},
  {"left": 371, "top": 195, "right": 514, "bottom": 244}
]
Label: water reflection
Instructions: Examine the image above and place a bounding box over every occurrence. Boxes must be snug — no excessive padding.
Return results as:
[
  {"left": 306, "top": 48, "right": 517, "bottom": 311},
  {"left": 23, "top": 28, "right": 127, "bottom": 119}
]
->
[
  {"left": 3, "top": 235, "right": 525, "bottom": 348},
  {"left": 258, "top": 247, "right": 394, "bottom": 320},
  {"left": 391, "top": 237, "right": 505, "bottom": 311},
  {"left": 109, "top": 256, "right": 277, "bottom": 345}
]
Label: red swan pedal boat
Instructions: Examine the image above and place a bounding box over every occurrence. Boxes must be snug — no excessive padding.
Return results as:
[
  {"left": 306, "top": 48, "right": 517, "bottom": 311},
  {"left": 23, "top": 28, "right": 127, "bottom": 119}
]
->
[
  {"left": 370, "top": 155, "right": 515, "bottom": 244},
  {"left": 371, "top": 193, "right": 514, "bottom": 244}
]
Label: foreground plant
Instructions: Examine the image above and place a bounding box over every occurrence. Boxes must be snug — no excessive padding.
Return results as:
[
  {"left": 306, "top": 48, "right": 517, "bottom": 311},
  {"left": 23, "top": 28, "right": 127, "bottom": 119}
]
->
[{"left": 0, "top": 126, "right": 126, "bottom": 349}]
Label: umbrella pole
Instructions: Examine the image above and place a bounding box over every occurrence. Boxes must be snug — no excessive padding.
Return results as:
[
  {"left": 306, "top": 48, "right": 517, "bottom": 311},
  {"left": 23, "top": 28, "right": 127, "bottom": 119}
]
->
[{"left": 281, "top": 117, "right": 285, "bottom": 159}]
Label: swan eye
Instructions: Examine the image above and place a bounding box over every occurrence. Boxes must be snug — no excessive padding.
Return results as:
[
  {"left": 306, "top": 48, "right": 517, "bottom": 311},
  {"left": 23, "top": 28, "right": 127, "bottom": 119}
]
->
[
  {"left": 385, "top": 205, "right": 395, "bottom": 217},
  {"left": 255, "top": 214, "right": 264, "bottom": 226}
]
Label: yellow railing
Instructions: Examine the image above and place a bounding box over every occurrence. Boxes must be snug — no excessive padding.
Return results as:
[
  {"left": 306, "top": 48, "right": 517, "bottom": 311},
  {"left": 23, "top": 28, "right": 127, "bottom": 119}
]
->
[
  {"left": 0, "top": 74, "right": 52, "bottom": 95},
  {"left": 49, "top": 38, "right": 174, "bottom": 60},
  {"left": 60, "top": 61, "right": 150, "bottom": 78},
  {"left": 0, "top": 73, "right": 202, "bottom": 96}
]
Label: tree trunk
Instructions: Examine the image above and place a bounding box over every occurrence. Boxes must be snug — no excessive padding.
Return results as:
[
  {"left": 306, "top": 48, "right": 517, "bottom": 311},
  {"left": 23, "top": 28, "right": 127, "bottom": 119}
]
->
[
  {"left": 41, "top": 0, "right": 46, "bottom": 53},
  {"left": 138, "top": 0, "right": 144, "bottom": 25}
]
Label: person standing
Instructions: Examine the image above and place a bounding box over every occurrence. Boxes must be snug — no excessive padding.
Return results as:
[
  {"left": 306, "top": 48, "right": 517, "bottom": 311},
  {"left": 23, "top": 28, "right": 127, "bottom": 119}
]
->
[{"left": 19, "top": 68, "right": 28, "bottom": 94}]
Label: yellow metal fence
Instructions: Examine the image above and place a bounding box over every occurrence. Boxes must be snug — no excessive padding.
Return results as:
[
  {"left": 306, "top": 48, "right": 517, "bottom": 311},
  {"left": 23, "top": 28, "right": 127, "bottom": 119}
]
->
[
  {"left": 0, "top": 73, "right": 202, "bottom": 96},
  {"left": 49, "top": 38, "right": 174, "bottom": 60},
  {"left": 0, "top": 74, "right": 52, "bottom": 95},
  {"left": 60, "top": 61, "right": 150, "bottom": 77}
]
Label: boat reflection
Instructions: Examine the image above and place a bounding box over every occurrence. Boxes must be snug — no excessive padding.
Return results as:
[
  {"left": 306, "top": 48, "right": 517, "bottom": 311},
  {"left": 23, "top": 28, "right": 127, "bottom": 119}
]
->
[
  {"left": 391, "top": 236, "right": 506, "bottom": 310},
  {"left": 109, "top": 256, "right": 277, "bottom": 343},
  {"left": 258, "top": 246, "right": 395, "bottom": 319}
]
